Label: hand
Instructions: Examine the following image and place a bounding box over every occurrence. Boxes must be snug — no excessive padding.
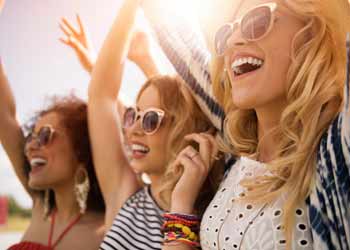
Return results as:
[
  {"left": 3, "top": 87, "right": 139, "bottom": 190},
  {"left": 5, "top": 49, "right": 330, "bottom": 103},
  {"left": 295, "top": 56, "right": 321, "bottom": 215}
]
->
[
  {"left": 170, "top": 132, "right": 219, "bottom": 214},
  {"left": 59, "top": 14, "right": 96, "bottom": 73},
  {"left": 127, "top": 29, "right": 153, "bottom": 64}
]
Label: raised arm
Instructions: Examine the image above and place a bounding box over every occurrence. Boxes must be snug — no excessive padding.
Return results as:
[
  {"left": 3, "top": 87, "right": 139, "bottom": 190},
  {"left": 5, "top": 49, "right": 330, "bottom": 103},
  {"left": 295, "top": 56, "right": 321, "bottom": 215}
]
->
[
  {"left": 59, "top": 14, "right": 96, "bottom": 74},
  {"left": 87, "top": 0, "right": 143, "bottom": 229},
  {"left": 59, "top": 14, "right": 160, "bottom": 79},
  {"left": 0, "top": 60, "right": 34, "bottom": 197},
  {"left": 141, "top": 0, "right": 225, "bottom": 131}
]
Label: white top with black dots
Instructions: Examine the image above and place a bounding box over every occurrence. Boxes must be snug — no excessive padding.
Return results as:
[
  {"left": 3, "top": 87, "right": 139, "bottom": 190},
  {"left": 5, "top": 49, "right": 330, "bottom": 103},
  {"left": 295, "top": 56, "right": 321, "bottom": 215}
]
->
[{"left": 200, "top": 157, "right": 313, "bottom": 250}]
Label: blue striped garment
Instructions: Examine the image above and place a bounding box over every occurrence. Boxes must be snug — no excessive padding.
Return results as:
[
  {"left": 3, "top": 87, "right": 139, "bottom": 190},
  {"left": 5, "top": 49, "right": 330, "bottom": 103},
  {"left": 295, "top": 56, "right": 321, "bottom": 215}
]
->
[
  {"left": 99, "top": 186, "right": 164, "bottom": 250},
  {"left": 142, "top": 2, "right": 350, "bottom": 249}
]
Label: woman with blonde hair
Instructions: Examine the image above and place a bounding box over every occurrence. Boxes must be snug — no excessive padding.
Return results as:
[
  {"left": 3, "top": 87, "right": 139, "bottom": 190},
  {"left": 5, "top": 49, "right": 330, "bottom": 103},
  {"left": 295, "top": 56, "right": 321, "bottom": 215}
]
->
[
  {"left": 78, "top": 0, "right": 224, "bottom": 249},
  {"left": 141, "top": 0, "right": 350, "bottom": 249}
]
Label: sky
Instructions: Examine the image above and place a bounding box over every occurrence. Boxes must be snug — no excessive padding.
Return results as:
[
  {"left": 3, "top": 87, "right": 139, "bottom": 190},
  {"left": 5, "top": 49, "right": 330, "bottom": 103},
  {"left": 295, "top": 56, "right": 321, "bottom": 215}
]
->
[{"left": 0, "top": 0, "right": 174, "bottom": 208}]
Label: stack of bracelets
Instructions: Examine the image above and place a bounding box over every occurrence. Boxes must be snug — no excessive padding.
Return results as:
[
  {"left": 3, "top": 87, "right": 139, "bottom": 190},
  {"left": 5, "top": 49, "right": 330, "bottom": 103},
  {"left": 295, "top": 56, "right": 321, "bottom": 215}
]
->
[{"left": 162, "top": 213, "right": 201, "bottom": 248}]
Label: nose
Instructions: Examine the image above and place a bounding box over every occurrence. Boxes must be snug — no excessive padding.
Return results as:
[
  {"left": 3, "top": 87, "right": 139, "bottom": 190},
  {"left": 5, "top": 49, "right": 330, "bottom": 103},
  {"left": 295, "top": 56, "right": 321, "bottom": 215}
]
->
[
  {"left": 226, "top": 24, "right": 248, "bottom": 49},
  {"left": 127, "top": 118, "right": 144, "bottom": 137},
  {"left": 24, "top": 137, "right": 40, "bottom": 156},
  {"left": 227, "top": 28, "right": 247, "bottom": 48}
]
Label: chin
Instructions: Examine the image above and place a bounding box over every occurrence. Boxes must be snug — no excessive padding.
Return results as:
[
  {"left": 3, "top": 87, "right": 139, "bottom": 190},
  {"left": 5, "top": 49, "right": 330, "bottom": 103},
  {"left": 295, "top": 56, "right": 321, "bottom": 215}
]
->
[
  {"left": 130, "top": 160, "right": 148, "bottom": 174},
  {"left": 28, "top": 180, "right": 49, "bottom": 191},
  {"left": 232, "top": 96, "right": 258, "bottom": 110},
  {"left": 28, "top": 175, "right": 52, "bottom": 190}
]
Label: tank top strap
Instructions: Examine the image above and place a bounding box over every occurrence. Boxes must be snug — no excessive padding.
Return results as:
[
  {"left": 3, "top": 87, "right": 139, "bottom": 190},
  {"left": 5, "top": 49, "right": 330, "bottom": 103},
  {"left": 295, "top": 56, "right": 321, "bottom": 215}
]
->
[{"left": 48, "top": 210, "right": 82, "bottom": 248}]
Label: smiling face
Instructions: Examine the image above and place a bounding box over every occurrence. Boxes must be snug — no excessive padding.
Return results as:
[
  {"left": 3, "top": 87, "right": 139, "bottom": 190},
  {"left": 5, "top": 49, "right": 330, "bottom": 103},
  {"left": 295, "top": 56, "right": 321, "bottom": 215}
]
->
[
  {"left": 125, "top": 85, "right": 171, "bottom": 176},
  {"left": 25, "top": 112, "right": 80, "bottom": 190},
  {"left": 223, "top": 0, "right": 305, "bottom": 110}
]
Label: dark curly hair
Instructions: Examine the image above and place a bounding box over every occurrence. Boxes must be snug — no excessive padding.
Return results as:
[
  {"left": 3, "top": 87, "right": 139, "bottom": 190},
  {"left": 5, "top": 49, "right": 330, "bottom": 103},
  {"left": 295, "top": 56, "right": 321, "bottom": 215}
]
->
[{"left": 24, "top": 94, "right": 105, "bottom": 214}]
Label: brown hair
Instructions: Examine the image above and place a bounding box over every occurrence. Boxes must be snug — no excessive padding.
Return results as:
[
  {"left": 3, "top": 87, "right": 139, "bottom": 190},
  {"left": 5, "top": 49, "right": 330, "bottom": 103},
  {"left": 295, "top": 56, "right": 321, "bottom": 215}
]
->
[
  {"left": 137, "top": 75, "right": 224, "bottom": 215},
  {"left": 24, "top": 94, "right": 105, "bottom": 213}
]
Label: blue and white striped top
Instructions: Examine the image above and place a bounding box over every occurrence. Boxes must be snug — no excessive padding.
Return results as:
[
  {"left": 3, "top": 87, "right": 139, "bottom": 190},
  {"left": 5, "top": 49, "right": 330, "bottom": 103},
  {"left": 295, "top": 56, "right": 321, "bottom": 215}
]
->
[
  {"left": 99, "top": 186, "right": 164, "bottom": 250},
  {"left": 142, "top": 2, "right": 350, "bottom": 249}
]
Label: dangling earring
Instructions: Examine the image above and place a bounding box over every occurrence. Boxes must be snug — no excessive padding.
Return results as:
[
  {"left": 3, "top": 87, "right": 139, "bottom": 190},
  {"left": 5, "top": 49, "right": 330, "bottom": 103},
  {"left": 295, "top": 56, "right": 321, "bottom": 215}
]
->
[
  {"left": 74, "top": 167, "right": 90, "bottom": 214},
  {"left": 43, "top": 189, "right": 51, "bottom": 219}
]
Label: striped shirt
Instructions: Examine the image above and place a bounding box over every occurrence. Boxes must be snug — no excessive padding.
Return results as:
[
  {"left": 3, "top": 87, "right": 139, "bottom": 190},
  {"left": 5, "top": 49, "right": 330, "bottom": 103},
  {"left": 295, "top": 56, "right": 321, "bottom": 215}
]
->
[
  {"left": 142, "top": 3, "right": 350, "bottom": 249},
  {"left": 99, "top": 186, "right": 164, "bottom": 250}
]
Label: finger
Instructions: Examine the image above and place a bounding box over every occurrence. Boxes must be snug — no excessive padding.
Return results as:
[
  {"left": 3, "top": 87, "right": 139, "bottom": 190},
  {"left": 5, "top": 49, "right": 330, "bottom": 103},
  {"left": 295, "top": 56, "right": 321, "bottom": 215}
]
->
[
  {"left": 76, "top": 14, "right": 86, "bottom": 36},
  {"left": 59, "top": 22, "right": 73, "bottom": 37},
  {"left": 181, "top": 146, "right": 209, "bottom": 174},
  {"left": 185, "top": 134, "right": 212, "bottom": 166},
  {"left": 181, "top": 145, "right": 199, "bottom": 159},
  {"left": 61, "top": 17, "right": 80, "bottom": 36},
  {"left": 59, "top": 37, "right": 70, "bottom": 46},
  {"left": 200, "top": 133, "right": 219, "bottom": 164},
  {"left": 177, "top": 153, "right": 209, "bottom": 185},
  {"left": 68, "top": 36, "right": 88, "bottom": 54}
]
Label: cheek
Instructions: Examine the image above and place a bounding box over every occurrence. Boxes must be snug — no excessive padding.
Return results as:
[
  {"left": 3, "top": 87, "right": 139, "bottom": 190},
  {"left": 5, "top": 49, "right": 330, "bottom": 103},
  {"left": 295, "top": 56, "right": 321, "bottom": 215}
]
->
[
  {"left": 50, "top": 145, "right": 78, "bottom": 175},
  {"left": 148, "top": 129, "right": 170, "bottom": 163}
]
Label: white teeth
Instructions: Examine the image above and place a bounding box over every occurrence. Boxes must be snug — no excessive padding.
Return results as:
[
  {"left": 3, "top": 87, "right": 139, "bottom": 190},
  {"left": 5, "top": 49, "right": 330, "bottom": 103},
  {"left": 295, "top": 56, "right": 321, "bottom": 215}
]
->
[
  {"left": 30, "top": 158, "right": 47, "bottom": 167},
  {"left": 231, "top": 57, "right": 263, "bottom": 68},
  {"left": 131, "top": 144, "right": 149, "bottom": 153},
  {"left": 231, "top": 56, "right": 264, "bottom": 75}
]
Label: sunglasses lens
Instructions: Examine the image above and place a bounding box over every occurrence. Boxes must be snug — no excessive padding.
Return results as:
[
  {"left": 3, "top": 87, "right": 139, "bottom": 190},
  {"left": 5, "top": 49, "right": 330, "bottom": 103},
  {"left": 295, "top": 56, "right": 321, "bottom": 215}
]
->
[
  {"left": 142, "top": 111, "right": 160, "bottom": 134},
  {"left": 123, "top": 108, "right": 136, "bottom": 128},
  {"left": 241, "top": 6, "right": 271, "bottom": 40},
  {"left": 25, "top": 133, "right": 33, "bottom": 145},
  {"left": 215, "top": 23, "right": 234, "bottom": 56},
  {"left": 38, "top": 126, "right": 53, "bottom": 146}
]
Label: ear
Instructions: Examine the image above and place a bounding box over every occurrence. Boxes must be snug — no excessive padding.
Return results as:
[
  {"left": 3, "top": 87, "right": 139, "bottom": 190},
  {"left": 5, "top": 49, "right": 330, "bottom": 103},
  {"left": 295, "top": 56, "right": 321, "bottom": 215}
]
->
[{"left": 75, "top": 164, "right": 87, "bottom": 181}]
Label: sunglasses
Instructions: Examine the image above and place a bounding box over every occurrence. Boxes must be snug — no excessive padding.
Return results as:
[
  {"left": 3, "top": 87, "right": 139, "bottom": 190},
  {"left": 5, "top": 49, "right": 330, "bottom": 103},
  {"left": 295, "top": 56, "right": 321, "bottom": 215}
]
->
[
  {"left": 215, "top": 2, "right": 277, "bottom": 56},
  {"left": 25, "top": 125, "right": 55, "bottom": 148},
  {"left": 123, "top": 107, "right": 165, "bottom": 135}
]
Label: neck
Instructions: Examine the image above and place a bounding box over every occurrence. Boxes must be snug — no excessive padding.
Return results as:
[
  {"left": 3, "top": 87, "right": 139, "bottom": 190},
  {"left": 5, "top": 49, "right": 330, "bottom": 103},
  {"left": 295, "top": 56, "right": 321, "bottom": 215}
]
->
[
  {"left": 255, "top": 98, "right": 286, "bottom": 163},
  {"left": 52, "top": 181, "right": 81, "bottom": 222},
  {"left": 148, "top": 173, "right": 166, "bottom": 210}
]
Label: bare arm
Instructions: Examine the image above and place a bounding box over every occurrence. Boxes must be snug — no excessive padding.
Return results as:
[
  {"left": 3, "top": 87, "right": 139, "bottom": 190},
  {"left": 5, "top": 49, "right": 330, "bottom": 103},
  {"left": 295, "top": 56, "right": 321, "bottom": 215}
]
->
[
  {"left": 161, "top": 133, "right": 219, "bottom": 250},
  {"left": 87, "top": 0, "right": 142, "bottom": 229},
  {"left": 59, "top": 15, "right": 160, "bottom": 79},
  {"left": 59, "top": 17, "right": 159, "bottom": 119},
  {"left": 0, "top": 60, "right": 35, "bottom": 198}
]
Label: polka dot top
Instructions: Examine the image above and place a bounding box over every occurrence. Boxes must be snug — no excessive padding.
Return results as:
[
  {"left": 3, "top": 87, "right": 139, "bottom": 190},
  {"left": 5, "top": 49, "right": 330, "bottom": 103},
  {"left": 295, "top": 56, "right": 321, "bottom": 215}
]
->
[{"left": 200, "top": 157, "right": 313, "bottom": 250}]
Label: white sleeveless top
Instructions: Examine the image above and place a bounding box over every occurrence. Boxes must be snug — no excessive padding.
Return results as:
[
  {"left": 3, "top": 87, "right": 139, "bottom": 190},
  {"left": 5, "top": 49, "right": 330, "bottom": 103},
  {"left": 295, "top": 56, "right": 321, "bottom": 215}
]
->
[{"left": 200, "top": 157, "right": 313, "bottom": 250}]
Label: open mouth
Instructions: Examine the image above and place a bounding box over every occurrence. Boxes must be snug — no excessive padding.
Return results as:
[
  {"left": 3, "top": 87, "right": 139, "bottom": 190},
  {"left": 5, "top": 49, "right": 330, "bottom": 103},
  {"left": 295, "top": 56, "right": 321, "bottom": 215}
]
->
[
  {"left": 131, "top": 143, "right": 150, "bottom": 158},
  {"left": 231, "top": 57, "right": 264, "bottom": 77},
  {"left": 30, "top": 157, "right": 48, "bottom": 174}
]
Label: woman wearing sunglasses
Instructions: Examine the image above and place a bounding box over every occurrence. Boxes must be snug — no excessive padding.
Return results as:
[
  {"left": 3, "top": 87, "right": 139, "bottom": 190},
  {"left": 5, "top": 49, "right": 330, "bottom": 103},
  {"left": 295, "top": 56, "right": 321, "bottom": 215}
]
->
[
  {"left": 0, "top": 62, "right": 105, "bottom": 249},
  {"left": 87, "top": 0, "right": 223, "bottom": 249},
  {"left": 141, "top": 0, "right": 350, "bottom": 249}
]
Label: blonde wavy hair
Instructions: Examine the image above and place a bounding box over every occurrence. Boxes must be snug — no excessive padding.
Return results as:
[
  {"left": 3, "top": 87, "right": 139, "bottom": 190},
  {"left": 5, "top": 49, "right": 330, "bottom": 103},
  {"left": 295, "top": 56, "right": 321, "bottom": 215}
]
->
[
  {"left": 211, "top": 0, "right": 350, "bottom": 246},
  {"left": 136, "top": 75, "right": 224, "bottom": 215}
]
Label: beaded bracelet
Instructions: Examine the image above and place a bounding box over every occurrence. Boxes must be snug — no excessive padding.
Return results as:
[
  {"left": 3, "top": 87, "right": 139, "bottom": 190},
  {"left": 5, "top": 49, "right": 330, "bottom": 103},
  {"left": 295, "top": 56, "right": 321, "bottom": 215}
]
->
[{"left": 162, "top": 213, "right": 201, "bottom": 248}]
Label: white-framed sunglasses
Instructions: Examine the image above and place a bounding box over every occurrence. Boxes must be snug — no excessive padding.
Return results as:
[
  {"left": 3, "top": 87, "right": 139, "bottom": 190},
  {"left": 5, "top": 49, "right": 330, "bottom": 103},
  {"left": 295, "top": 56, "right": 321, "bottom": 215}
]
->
[{"left": 215, "top": 2, "right": 278, "bottom": 56}]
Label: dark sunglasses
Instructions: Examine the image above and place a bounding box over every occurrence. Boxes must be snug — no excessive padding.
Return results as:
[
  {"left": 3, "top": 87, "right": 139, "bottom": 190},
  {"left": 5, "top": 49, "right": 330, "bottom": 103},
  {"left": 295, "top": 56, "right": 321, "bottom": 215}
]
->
[
  {"left": 123, "top": 107, "right": 165, "bottom": 135},
  {"left": 215, "top": 2, "right": 277, "bottom": 56},
  {"left": 25, "top": 125, "right": 55, "bottom": 148}
]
